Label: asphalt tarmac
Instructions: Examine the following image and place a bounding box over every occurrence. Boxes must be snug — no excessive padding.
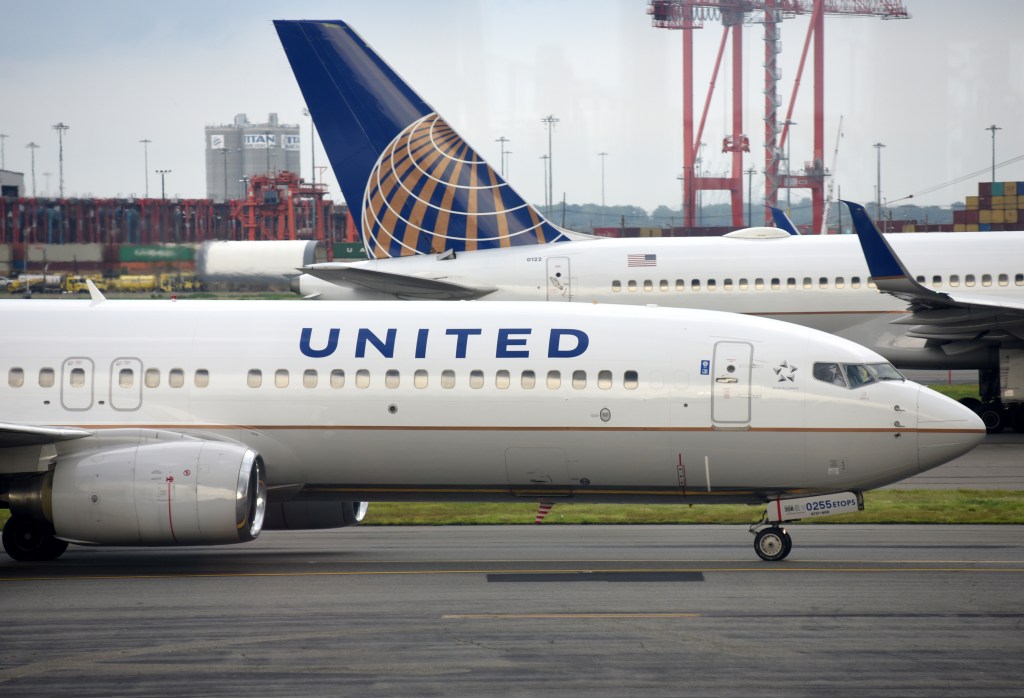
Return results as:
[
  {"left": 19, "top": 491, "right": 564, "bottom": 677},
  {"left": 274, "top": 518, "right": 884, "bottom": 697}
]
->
[{"left": 2, "top": 524, "right": 1022, "bottom": 697}]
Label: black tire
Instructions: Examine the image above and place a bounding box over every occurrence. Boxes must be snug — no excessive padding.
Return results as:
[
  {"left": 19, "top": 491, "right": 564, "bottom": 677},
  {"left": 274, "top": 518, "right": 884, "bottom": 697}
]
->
[
  {"left": 958, "top": 397, "right": 982, "bottom": 411},
  {"left": 1010, "top": 407, "right": 1024, "bottom": 434},
  {"left": 754, "top": 527, "right": 791, "bottom": 562},
  {"left": 2, "top": 515, "right": 69, "bottom": 562},
  {"left": 979, "top": 405, "right": 1005, "bottom": 434}
]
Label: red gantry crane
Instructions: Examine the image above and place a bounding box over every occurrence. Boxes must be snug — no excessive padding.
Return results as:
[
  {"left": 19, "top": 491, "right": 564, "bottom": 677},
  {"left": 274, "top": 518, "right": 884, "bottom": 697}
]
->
[{"left": 648, "top": 0, "right": 909, "bottom": 232}]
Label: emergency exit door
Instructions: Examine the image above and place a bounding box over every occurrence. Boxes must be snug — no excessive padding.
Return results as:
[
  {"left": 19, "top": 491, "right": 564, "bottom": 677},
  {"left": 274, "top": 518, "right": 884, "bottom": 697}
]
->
[
  {"left": 60, "top": 357, "right": 95, "bottom": 411},
  {"left": 711, "top": 341, "right": 752, "bottom": 425}
]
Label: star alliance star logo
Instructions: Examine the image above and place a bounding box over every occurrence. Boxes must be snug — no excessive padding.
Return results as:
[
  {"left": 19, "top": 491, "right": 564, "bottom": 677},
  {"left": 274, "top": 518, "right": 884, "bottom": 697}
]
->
[{"left": 774, "top": 360, "right": 797, "bottom": 382}]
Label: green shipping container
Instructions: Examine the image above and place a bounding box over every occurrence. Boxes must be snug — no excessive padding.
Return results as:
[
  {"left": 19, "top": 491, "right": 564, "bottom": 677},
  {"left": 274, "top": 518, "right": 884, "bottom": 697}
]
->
[
  {"left": 333, "top": 242, "right": 367, "bottom": 260},
  {"left": 120, "top": 245, "right": 195, "bottom": 263}
]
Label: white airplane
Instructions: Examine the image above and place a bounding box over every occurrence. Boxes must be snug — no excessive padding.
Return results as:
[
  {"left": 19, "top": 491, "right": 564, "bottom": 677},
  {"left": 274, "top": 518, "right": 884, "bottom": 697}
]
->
[
  {"left": 277, "top": 20, "right": 1024, "bottom": 432},
  {"left": 0, "top": 288, "right": 983, "bottom": 562}
]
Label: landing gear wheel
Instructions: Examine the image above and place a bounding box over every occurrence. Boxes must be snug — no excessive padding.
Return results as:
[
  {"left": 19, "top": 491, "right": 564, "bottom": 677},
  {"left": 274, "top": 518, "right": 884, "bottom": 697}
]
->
[
  {"left": 754, "top": 526, "right": 792, "bottom": 562},
  {"left": 2, "top": 515, "right": 69, "bottom": 562},
  {"left": 978, "top": 404, "right": 1005, "bottom": 434}
]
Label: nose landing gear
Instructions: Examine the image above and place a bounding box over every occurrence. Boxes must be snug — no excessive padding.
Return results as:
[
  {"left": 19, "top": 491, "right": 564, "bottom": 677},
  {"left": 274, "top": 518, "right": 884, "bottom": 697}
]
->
[
  {"left": 752, "top": 525, "right": 792, "bottom": 562},
  {"left": 750, "top": 491, "right": 863, "bottom": 562}
]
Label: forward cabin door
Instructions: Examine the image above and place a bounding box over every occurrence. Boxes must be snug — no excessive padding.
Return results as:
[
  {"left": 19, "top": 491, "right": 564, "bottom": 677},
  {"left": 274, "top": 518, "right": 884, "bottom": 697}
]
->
[
  {"left": 546, "top": 257, "right": 571, "bottom": 301},
  {"left": 711, "top": 341, "right": 752, "bottom": 426}
]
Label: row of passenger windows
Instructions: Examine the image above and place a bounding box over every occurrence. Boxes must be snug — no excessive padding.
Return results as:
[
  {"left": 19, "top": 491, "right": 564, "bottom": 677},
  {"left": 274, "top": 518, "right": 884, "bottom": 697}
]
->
[
  {"left": 612, "top": 272, "right": 1024, "bottom": 293},
  {"left": 8, "top": 367, "right": 641, "bottom": 391}
]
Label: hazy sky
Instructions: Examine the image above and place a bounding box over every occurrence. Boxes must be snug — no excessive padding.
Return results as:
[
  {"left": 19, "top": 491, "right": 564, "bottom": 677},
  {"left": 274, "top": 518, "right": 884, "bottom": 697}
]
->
[{"left": 2, "top": 0, "right": 1022, "bottom": 214}]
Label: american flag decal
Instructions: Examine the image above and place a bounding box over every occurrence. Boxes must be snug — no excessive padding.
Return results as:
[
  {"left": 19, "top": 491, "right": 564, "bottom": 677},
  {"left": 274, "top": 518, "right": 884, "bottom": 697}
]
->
[{"left": 627, "top": 253, "right": 657, "bottom": 267}]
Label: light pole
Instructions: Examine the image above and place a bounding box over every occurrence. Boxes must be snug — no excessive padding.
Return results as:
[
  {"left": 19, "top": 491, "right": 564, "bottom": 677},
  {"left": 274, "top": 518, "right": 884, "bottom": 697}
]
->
[
  {"left": 541, "top": 115, "right": 558, "bottom": 216},
  {"left": 496, "top": 136, "right": 510, "bottom": 177},
  {"left": 541, "top": 155, "right": 549, "bottom": 212},
  {"left": 986, "top": 124, "right": 1002, "bottom": 183},
  {"left": 873, "top": 142, "right": 886, "bottom": 225},
  {"left": 305, "top": 108, "right": 317, "bottom": 238},
  {"left": 597, "top": 152, "right": 608, "bottom": 212},
  {"left": 156, "top": 169, "right": 171, "bottom": 200},
  {"left": 745, "top": 167, "right": 755, "bottom": 227},
  {"left": 676, "top": 173, "right": 684, "bottom": 226},
  {"left": 26, "top": 142, "right": 40, "bottom": 196},
  {"left": 52, "top": 122, "right": 69, "bottom": 198},
  {"left": 0, "top": 133, "right": 7, "bottom": 169},
  {"left": 139, "top": 139, "right": 151, "bottom": 198}
]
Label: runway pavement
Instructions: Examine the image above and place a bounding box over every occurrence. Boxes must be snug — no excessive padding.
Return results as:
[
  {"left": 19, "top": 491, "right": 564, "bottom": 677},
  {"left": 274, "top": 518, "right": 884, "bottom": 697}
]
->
[
  {"left": 2, "top": 524, "right": 1022, "bottom": 696},
  {"left": 891, "top": 431, "right": 1024, "bottom": 489}
]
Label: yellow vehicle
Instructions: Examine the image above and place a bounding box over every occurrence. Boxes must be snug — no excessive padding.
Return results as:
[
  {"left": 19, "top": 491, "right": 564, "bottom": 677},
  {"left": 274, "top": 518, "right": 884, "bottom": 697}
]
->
[
  {"left": 62, "top": 275, "right": 109, "bottom": 294},
  {"left": 112, "top": 275, "right": 158, "bottom": 292},
  {"left": 159, "top": 272, "right": 201, "bottom": 293}
]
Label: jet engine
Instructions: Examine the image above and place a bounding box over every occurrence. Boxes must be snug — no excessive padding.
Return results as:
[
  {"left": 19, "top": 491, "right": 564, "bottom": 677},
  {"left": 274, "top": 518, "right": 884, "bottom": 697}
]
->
[
  {"left": 10, "top": 440, "right": 265, "bottom": 548},
  {"left": 263, "top": 500, "right": 368, "bottom": 530}
]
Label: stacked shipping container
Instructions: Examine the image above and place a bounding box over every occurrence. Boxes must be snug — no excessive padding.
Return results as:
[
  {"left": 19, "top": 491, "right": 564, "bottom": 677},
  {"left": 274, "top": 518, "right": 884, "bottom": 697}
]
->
[{"left": 955, "top": 181, "right": 1024, "bottom": 231}]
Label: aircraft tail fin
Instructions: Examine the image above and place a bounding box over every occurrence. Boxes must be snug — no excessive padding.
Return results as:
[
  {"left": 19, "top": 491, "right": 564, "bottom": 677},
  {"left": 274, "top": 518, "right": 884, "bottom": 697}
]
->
[
  {"left": 274, "top": 20, "right": 570, "bottom": 259},
  {"left": 768, "top": 207, "right": 800, "bottom": 235}
]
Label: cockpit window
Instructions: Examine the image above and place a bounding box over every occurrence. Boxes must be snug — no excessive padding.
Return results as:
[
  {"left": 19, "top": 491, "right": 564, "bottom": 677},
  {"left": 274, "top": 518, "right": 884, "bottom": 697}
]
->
[{"left": 813, "top": 361, "right": 904, "bottom": 389}]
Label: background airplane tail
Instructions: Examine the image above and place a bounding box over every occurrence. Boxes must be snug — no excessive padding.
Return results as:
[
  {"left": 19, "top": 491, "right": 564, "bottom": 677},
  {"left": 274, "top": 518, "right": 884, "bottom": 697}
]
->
[{"left": 275, "top": 20, "right": 569, "bottom": 259}]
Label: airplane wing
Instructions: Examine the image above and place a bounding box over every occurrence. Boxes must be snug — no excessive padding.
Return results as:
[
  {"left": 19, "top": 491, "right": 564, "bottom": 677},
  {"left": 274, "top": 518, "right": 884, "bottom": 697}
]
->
[
  {"left": 0, "top": 423, "right": 93, "bottom": 448},
  {"left": 844, "top": 200, "right": 1024, "bottom": 352},
  {"left": 301, "top": 264, "right": 497, "bottom": 300}
]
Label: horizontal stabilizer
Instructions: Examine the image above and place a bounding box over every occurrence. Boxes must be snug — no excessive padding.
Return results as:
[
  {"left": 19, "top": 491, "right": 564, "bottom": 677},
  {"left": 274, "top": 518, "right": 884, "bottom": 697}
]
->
[
  {"left": 301, "top": 264, "right": 496, "bottom": 300},
  {"left": 0, "top": 423, "right": 93, "bottom": 448}
]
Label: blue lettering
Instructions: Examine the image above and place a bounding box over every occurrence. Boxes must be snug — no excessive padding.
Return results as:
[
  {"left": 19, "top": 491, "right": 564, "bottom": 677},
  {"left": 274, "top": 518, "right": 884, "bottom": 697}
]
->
[
  {"left": 415, "top": 328, "right": 429, "bottom": 359},
  {"left": 300, "top": 327, "right": 339, "bottom": 358},
  {"left": 446, "top": 328, "right": 482, "bottom": 359},
  {"left": 356, "top": 328, "right": 396, "bottom": 358},
  {"left": 548, "top": 328, "right": 589, "bottom": 358},
  {"left": 497, "top": 328, "right": 531, "bottom": 358}
]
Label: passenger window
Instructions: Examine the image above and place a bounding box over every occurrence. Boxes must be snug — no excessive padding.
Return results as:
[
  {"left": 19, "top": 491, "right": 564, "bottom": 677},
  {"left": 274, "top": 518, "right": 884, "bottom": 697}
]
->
[
  {"left": 414, "top": 369, "right": 428, "bottom": 388},
  {"left": 851, "top": 276, "right": 862, "bottom": 289},
  {"left": 275, "top": 369, "right": 289, "bottom": 388},
  {"left": 754, "top": 278, "right": 765, "bottom": 290},
  {"left": 356, "top": 369, "right": 370, "bottom": 388},
  {"left": 932, "top": 275, "right": 942, "bottom": 288},
  {"left": 385, "top": 369, "right": 400, "bottom": 388},
  {"left": 675, "top": 279, "right": 685, "bottom": 291},
  {"left": 965, "top": 274, "right": 976, "bottom": 287},
  {"left": 643, "top": 279, "right": 653, "bottom": 292},
  {"left": 867, "top": 280, "right": 877, "bottom": 289},
  {"left": 627, "top": 280, "right": 637, "bottom": 292},
  {"left": 194, "top": 369, "right": 209, "bottom": 388},
  {"left": 572, "top": 370, "right": 587, "bottom": 389},
  {"left": 659, "top": 279, "right": 669, "bottom": 292},
  {"left": 723, "top": 278, "right": 733, "bottom": 291},
  {"left": 738, "top": 278, "right": 749, "bottom": 290},
  {"left": 949, "top": 275, "right": 960, "bottom": 287},
  {"left": 119, "top": 368, "right": 134, "bottom": 388},
  {"left": 819, "top": 277, "right": 829, "bottom": 289},
  {"left": 521, "top": 370, "right": 536, "bottom": 389},
  {"left": 70, "top": 368, "right": 86, "bottom": 388},
  {"left": 247, "top": 369, "right": 262, "bottom": 388},
  {"left": 998, "top": 274, "right": 1008, "bottom": 287},
  {"left": 441, "top": 369, "right": 455, "bottom": 389},
  {"left": 547, "top": 370, "right": 561, "bottom": 389},
  {"left": 623, "top": 370, "right": 639, "bottom": 390},
  {"left": 330, "top": 369, "right": 345, "bottom": 388},
  {"left": 915, "top": 275, "right": 926, "bottom": 283},
  {"left": 786, "top": 277, "right": 796, "bottom": 290},
  {"left": 169, "top": 369, "right": 184, "bottom": 389},
  {"left": 469, "top": 370, "right": 484, "bottom": 389},
  {"left": 145, "top": 368, "right": 160, "bottom": 388},
  {"left": 835, "top": 277, "right": 845, "bottom": 289},
  {"left": 770, "top": 278, "right": 780, "bottom": 290},
  {"left": 803, "top": 277, "right": 812, "bottom": 289},
  {"left": 612, "top": 280, "right": 621, "bottom": 292},
  {"left": 303, "top": 369, "right": 317, "bottom": 389},
  {"left": 691, "top": 279, "right": 701, "bottom": 291},
  {"left": 707, "top": 279, "right": 717, "bottom": 291},
  {"left": 813, "top": 362, "right": 847, "bottom": 388},
  {"left": 1016, "top": 273, "right": 1024, "bottom": 286},
  {"left": 495, "top": 369, "right": 510, "bottom": 389},
  {"left": 8, "top": 367, "right": 24, "bottom": 388},
  {"left": 982, "top": 274, "right": 992, "bottom": 287},
  {"left": 598, "top": 370, "right": 613, "bottom": 390},
  {"left": 39, "top": 368, "right": 55, "bottom": 388}
]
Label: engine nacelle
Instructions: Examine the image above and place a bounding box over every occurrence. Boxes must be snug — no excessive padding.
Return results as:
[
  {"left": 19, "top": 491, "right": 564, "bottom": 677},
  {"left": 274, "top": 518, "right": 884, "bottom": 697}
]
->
[
  {"left": 50, "top": 441, "right": 266, "bottom": 546},
  {"left": 263, "top": 500, "right": 368, "bottom": 530}
]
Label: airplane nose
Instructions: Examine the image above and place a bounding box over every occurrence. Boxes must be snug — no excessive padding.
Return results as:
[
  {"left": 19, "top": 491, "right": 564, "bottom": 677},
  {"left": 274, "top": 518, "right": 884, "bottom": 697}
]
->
[{"left": 916, "top": 386, "right": 986, "bottom": 472}]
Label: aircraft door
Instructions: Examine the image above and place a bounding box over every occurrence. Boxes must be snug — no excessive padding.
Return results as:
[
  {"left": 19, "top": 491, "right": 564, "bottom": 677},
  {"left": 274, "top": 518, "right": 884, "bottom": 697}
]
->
[
  {"left": 60, "top": 357, "right": 95, "bottom": 411},
  {"left": 711, "top": 341, "right": 752, "bottom": 425},
  {"left": 110, "top": 358, "right": 143, "bottom": 411},
  {"left": 546, "top": 257, "right": 571, "bottom": 301}
]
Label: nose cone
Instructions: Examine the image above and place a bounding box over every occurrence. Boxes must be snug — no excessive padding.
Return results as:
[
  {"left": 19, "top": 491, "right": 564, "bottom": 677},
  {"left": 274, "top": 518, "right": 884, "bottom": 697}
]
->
[{"left": 917, "top": 386, "right": 986, "bottom": 472}]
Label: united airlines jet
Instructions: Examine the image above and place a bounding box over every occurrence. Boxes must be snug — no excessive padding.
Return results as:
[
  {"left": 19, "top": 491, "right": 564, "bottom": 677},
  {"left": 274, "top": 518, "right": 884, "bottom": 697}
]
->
[
  {"left": 276, "top": 20, "right": 1024, "bottom": 431},
  {"left": 0, "top": 291, "right": 982, "bottom": 562}
]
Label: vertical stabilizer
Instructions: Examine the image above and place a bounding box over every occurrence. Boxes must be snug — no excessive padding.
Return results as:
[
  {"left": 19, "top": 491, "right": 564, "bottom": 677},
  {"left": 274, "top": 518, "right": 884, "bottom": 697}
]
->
[{"left": 275, "top": 20, "right": 569, "bottom": 258}]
